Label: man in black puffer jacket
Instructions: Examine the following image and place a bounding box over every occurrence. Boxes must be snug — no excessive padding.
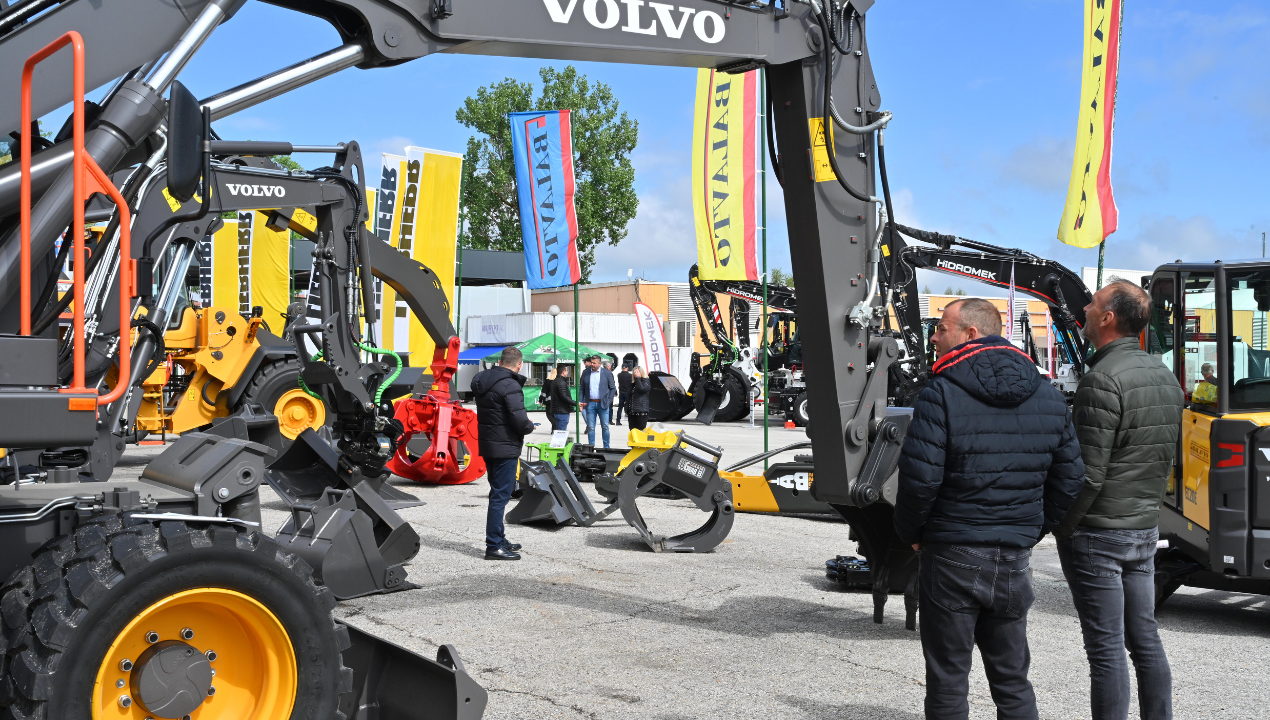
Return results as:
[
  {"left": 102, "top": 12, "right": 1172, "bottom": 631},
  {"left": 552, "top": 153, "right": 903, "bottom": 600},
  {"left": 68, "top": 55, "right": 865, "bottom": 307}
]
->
[
  {"left": 895, "top": 298, "right": 1084, "bottom": 720},
  {"left": 471, "top": 346, "right": 537, "bottom": 560}
]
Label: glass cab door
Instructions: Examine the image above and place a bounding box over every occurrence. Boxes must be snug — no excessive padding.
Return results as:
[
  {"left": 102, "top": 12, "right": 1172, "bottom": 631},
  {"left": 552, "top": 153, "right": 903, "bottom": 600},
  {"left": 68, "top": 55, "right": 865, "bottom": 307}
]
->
[{"left": 1147, "top": 273, "right": 1181, "bottom": 509}]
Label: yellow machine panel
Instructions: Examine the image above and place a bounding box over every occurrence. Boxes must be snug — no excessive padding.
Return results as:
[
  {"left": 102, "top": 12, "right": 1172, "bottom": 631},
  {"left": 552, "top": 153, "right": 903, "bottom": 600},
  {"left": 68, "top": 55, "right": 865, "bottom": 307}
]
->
[{"left": 1181, "top": 408, "right": 1214, "bottom": 529}]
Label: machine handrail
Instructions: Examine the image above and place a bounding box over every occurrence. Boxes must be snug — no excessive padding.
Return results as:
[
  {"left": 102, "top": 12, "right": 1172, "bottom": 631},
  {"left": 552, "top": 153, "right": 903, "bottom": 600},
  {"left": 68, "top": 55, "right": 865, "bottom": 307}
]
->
[{"left": 21, "top": 31, "right": 133, "bottom": 404}]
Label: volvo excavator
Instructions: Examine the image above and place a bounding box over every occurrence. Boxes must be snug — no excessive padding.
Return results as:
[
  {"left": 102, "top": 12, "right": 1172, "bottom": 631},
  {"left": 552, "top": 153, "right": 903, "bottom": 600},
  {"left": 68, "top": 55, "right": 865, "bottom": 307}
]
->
[{"left": 0, "top": 0, "right": 930, "bottom": 714}]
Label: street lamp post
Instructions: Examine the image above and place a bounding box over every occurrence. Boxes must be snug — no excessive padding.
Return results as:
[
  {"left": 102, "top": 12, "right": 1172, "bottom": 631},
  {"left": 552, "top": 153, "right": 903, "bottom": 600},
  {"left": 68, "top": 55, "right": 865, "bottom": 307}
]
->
[{"left": 549, "top": 304, "right": 561, "bottom": 433}]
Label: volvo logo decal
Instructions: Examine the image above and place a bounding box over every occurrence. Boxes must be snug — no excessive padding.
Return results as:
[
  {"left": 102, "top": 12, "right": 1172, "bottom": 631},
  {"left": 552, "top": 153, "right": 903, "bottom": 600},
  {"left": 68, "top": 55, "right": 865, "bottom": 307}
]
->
[{"left": 542, "top": 0, "right": 726, "bottom": 44}]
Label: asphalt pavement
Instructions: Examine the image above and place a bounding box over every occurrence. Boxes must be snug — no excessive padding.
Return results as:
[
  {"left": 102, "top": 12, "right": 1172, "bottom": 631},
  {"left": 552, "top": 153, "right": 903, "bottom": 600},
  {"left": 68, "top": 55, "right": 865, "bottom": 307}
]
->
[{"left": 116, "top": 414, "right": 1270, "bottom": 719}]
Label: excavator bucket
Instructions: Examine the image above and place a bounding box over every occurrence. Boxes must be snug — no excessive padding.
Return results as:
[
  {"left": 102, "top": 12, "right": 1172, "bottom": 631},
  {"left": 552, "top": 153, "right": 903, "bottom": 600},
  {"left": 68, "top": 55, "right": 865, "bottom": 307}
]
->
[
  {"left": 265, "top": 429, "right": 423, "bottom": 599},
  {"left": 338, "top": 622, "right": 488, "bottom": 720},
  {"left": 693, "top": 378, "right": 727, "bottom": 425}
]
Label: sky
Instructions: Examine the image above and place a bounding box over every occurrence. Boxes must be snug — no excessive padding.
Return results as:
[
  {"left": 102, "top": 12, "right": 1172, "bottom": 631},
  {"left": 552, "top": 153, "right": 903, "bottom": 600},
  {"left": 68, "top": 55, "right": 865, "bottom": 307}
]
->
[{"left": 146, "top": 0, "right": 1270, "bottom": 290}]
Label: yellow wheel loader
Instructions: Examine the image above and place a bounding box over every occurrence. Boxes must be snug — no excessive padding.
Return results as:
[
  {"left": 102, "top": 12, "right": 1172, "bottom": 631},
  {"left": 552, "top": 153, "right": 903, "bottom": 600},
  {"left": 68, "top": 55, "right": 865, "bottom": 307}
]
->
[{"left": 1146, "top": 263, "right": 1270, "bottom": 603}]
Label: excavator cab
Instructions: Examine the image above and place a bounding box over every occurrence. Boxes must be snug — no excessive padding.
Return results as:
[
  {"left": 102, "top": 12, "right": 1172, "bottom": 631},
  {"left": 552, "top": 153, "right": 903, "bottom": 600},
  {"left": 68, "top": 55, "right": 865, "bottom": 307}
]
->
[{"left": 1146, "top": 262, "right": 1270, "bottom": 602}]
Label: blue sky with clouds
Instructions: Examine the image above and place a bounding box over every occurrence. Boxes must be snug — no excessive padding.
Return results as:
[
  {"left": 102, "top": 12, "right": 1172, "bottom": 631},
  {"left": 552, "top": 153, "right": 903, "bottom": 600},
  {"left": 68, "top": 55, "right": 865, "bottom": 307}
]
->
[{"left": 168, "top": 0, "right": 1270, "bottom": 289}]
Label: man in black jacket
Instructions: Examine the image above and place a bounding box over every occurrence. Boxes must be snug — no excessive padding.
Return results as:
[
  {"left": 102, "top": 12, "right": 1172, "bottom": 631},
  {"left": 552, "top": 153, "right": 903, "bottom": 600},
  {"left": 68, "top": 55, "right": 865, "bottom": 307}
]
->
[
  {"left": 895, "top": 298, "right": 1084, "bottom": 720},
  {"left": 615, "top": 364, "right": 633, "bottom": 426},
  {"left": 471, "top": 346, "right": 537, "bottom": 560}
]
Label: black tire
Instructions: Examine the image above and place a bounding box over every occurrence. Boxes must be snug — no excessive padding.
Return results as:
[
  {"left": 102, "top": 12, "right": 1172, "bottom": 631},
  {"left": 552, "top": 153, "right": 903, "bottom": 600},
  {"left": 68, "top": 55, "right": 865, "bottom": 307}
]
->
[
  {"left": 238, "top": 357, "right": 330, "bottom": 446},
  {"left": 0, "top": 513, "right": 351, "bottom": 720},
  {"left": 715, "top": 368, "right": 751, "bottom": 423},
  {"left": 787, "top": 391, "right": 810, "bottom": 427}
]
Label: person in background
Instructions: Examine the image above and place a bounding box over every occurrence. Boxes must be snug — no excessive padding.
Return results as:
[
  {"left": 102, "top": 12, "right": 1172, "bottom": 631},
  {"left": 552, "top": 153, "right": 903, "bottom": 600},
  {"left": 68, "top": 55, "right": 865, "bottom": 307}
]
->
[
  {"left": 548, "top": 364, "right": 574, "bottom": 432},
  {"left": 627, "top": 365, "right": 651, "bottom": 430},
  {"left": 1192, "top": 362, "right": 1217, "bottom": 405},
  {"left": 1055, "top": 279, "right": 1185, "bottom": 720},
  {"left": 541, "top": 367, "right": 557, "bottom": 418},
  {"left": 470, "top": 346, "right": 537, "bottom": 561},
  {"left": 615, "top": 363, "right": 633, "bottom": 426},
  {"left": 894, "top": 297, "right": 1085, "bottom": 720},
  {"left": 578, "top": 354, "right": 616, "bottom": 448}
]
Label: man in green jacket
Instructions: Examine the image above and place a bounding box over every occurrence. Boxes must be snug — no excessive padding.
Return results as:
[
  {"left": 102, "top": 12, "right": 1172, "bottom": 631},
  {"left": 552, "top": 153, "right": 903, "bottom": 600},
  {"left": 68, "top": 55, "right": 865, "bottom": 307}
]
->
[{"left": 1056, "top": 278, "right": 1185, "bottom": 720}]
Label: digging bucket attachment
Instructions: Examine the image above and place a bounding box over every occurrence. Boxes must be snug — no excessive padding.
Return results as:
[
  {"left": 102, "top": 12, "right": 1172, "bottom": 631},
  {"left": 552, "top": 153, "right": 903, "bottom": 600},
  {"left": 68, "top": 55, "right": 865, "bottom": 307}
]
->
[
  {"left": 208, "top": 402, "right": 287, "bottom": 456},
  {"left": 506, "top": 458, "right": 603, "bottom": 526},
  {"left": 338, "top": 622, "right": 488, "bottom": 720},
  {"left": 617, "top": 432, "right": 735, "bottom": 552},
  {"left": 693, "top": 378, "right": 727, "bottom": 425},
  {"left": 265, "top": 429, "right": 423, "bottom": 599}
]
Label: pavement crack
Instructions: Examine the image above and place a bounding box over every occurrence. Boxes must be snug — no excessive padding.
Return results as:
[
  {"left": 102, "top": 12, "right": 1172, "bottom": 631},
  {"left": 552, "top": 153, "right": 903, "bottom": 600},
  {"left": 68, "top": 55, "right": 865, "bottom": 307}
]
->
[{"left": 486, "top": 685, "right": 599, "bottom": 719}]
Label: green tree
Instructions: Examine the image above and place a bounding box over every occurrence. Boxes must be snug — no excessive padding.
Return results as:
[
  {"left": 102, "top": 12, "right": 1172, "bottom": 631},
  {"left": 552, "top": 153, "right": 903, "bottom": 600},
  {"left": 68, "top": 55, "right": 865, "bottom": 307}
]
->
[
  {"left": 455, "top": 66, "right": 638, "bottom": 282},
  {"left": 770, "top": 267, "right": 795, "bottom": 288},
  {"left": 271, "top": 154, "right": 304, "bottom": 172},
  {"left": 944, "top": 286, "right": 954, "bottom": 294}
]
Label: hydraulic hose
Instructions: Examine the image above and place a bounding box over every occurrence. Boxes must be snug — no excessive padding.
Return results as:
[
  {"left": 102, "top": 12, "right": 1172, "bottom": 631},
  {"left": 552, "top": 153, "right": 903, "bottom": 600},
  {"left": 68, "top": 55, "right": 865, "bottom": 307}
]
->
[
  {"left": 356, "top": 342, "right": 401, "bottom": 405},
  {"left": 31, "top": 161, "right": 156, "bottom": 335},
  {"left": 765, "top": 88, "right": 784, "bottom": 187},
  {"left": 814, "top": 9, "right": 877, "bottom": 204},
  {"left": 877, "top": 128, "right": 899, "bottom": 297}
]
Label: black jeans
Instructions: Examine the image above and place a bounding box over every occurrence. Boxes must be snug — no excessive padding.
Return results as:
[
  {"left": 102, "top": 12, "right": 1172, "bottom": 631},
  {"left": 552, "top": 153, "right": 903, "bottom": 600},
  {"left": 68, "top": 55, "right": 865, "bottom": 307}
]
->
[
  {"left": 485, "top": 456, "right": 518, "bottom": 549},
  {"left": 920, "top": 543, "right": 1037, "bottom": 720},
  {"left": 615, "top": 393, "right": 629, "bottom": 423},
  {"left": 1057, "top": 527, "right": 1171, "bottom": 720}
]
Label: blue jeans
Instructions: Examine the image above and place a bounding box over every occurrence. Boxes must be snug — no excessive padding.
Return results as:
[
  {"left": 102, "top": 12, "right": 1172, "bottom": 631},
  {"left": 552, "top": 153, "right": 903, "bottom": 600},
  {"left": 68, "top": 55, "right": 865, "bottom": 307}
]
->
[
  {"left": 1058, "top": 527, "right": 1171, "bottom": 720},
  {"left": 485, "top": 457, "right": 518, "bottom": 549},
  {"left": 920, "top": 543, "right": 1037, "bottom": 720},
  {"left": 584, "top": 402, "right": 610, "bottom": 448},
  {"left": 551, "top": 413, "right": 570, "bottom": 431}
]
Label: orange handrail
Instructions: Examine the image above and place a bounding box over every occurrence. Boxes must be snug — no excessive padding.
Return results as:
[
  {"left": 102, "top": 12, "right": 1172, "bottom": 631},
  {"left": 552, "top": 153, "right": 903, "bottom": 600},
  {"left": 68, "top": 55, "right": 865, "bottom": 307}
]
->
[{"left": 21, "top": 32, "right": 133, "bottom": 405}]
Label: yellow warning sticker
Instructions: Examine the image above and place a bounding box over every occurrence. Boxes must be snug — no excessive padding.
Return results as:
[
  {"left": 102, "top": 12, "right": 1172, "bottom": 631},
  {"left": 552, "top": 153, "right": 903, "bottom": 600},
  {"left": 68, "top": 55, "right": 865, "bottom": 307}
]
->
[
  {"left": 881, "top": 244, "right": 891, "bottom": 257},
  {"left": 161, "top": 186, "right": 202, "bottom": 212},
  {"left": 809, "top": 118, "right": 837, "bottom": 183}
]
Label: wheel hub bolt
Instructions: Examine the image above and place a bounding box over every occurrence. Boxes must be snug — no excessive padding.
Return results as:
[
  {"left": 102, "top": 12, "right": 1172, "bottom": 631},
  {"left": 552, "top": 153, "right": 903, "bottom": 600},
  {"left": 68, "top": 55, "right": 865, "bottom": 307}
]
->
[
  {"left": 180, "top": 627, "right": 194, "bottom": 640},
  {"left": 115, "top": 679, "right": 125, "bottom": 688},
  {"left": 205, "top": 650, "right": 217, "bottom": 661},
  {"left": 145, "top": 631, "right": 159, "bottom": 643},
  {"left": 119, "top": 695, "right": 133, "bottom": 708},
  {"left": 119, "top": 658, "right": 134, "bottom": 672},
  {"left": 207, "top": 686, "right": 216, "bottom": 696}
]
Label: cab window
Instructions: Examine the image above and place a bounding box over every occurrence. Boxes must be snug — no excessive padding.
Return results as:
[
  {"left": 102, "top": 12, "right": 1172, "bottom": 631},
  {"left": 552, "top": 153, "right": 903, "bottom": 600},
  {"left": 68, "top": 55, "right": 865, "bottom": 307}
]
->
[
  {"left": 1227, "top": 268, "right": 1270, "bottom": 410},
  {"left": 1181, "top": 273, "right": 1218, "bottom": 406}
]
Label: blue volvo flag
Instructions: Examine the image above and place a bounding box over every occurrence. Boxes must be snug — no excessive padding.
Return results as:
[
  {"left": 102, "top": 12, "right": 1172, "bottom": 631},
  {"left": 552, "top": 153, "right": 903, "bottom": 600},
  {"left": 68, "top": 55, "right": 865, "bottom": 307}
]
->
[{"left": 509, "top": 110, "right": 582, "bottom": 289}]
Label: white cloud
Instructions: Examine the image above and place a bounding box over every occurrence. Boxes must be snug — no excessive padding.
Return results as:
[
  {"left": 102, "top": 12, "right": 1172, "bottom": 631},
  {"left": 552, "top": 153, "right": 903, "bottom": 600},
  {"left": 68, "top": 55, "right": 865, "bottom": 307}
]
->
[
  {"left": 591, "top": 174, "right": 697, "bottom": 283},
  {"left": 369, "top": 136, "right": 421, "bottom": 159},
  {"left": 997, "top": 136, "right": 1074, "bottom": 194}
]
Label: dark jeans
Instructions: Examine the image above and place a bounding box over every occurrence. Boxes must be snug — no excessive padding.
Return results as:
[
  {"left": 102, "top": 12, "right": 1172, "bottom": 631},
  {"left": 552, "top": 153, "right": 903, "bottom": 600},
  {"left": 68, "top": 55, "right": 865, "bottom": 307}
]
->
[
  {"left": 1057, "top": 527, "right": 1171, "bottom": 720},
  {"left": 615, "top": 393, "right": 629, "bottom": 423},
  {"left": 550, "top": 413, "right": 570, "bottom": 431},
  {"left": 485, "top": 456, "right": 518, "bottom": 549},
  {"left": 629, "top": 412, "right": 648, "bottom": 430},
  {"left": 920, "top": 543, "right": 1037, "bottom": 720}
]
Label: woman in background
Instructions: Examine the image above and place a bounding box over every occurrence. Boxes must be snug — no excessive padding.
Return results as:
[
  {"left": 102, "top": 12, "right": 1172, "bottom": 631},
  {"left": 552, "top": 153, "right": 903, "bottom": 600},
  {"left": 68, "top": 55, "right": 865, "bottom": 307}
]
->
[{"left": 627, "top": 366, "right": 651, "bottom": 431}]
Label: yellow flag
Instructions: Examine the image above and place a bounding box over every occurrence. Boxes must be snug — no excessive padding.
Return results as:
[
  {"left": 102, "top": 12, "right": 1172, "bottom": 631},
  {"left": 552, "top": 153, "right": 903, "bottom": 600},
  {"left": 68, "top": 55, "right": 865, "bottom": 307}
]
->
[
  {"left": 692, "top": 68, "right": 758, "bottom": 281},
  {"left": 403, "top": 146, "right": 463, "bottom": 366},
  {"left": 1058, "top": 0, "right": 1123, "bottom": 248}
]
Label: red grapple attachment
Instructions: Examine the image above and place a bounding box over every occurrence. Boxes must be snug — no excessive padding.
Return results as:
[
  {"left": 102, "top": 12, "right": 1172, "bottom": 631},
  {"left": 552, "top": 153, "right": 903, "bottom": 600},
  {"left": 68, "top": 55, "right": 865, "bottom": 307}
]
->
[{"left": 387, "top": 336, "right": 487, "bottom": 484}]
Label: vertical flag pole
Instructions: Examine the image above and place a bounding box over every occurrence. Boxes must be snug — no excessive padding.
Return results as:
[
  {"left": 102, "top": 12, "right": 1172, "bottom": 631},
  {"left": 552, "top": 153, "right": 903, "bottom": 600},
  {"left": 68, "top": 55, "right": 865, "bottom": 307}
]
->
[
  {"left": 574, "top": 282, "right": 580, "bottom": 445},
  {"left": 1095, "top": 240, "right": 1106, "bottom": 290},
  {"left": 760, "top": 70, "right": 769, "bottom": 470}
]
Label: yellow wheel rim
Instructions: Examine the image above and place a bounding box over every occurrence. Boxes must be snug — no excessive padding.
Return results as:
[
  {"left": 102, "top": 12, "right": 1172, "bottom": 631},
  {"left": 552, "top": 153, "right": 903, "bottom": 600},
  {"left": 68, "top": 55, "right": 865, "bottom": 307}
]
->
[
  {"left": 92, "top": 589, "right": 297, "bottom": 720},
  {"left": 273, "top": 388, "right": 326, "bottom": 440}
]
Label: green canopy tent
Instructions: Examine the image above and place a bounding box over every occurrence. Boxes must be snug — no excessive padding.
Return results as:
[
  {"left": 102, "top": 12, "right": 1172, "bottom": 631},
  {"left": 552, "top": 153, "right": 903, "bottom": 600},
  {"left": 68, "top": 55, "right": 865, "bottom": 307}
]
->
[{"left": 481, "top": 333, "right": 606, "bottom": 410}]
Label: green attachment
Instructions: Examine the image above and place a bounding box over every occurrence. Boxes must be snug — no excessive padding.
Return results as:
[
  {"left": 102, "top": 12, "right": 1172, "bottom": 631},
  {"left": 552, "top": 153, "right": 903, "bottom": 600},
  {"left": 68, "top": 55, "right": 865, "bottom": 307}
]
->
[
  {"left": 525, "top": 439, "right": 573, "bottom": 467},
  {"left": 296, "top": 351, "right": 325, "bottom": 401},
  {"left": 357, "top": 342, "right": 402, "bottom": 405}
]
